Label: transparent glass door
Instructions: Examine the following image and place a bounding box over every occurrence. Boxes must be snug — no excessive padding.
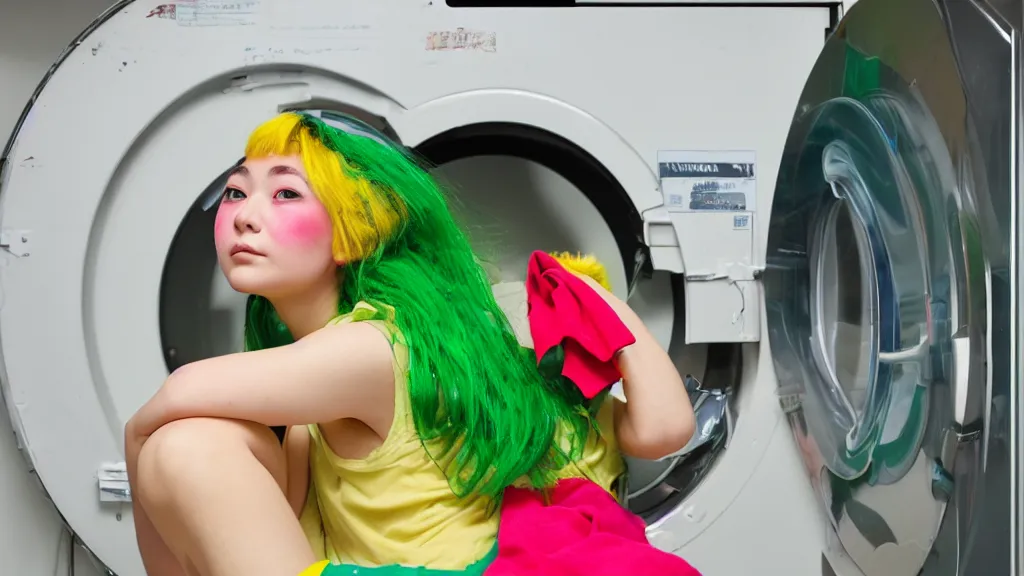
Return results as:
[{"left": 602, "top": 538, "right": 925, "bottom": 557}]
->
[{"left": 764, "top": 0, "right": 1015, "bottom": 573}]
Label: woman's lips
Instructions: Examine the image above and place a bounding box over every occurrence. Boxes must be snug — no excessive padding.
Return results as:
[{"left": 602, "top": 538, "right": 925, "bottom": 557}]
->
[{"left": 230, "top": 243, "right": 265, "bottom": 257}]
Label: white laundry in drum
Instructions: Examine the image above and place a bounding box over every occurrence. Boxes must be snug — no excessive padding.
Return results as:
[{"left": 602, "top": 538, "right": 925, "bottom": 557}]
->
[{"left": 492, "top": 281, "right": 534, "bottom": 350}]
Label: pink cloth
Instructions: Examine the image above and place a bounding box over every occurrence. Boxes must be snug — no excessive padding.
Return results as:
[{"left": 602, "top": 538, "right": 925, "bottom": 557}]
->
[
  {"left": 525, "top": 251, "right": 636, "bottom": 399},
  {"left": 485, "top": 478, "right": 703, "bottom": 576}
]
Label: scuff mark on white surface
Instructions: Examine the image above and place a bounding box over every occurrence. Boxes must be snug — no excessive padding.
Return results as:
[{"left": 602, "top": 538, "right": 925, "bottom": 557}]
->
[
  {"left": 146, "top": 1, "right": 259, "bottom": 27},
  {"left": 242, "top": 43, "right": 366, "bottom": 66},
  {"left": 269, "top": 23, "right": 372, "bottom": 37},
  {"left": 426, "top": 28, "right": 496, "bottom": 53},
  {"left": 0, "top": 229, "right": 31, "bottom": 258}
]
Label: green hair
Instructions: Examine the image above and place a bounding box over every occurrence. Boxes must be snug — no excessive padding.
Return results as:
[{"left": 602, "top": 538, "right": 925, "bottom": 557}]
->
[{"left": 240, "top": 112, "right": 596, "bottom": 500}]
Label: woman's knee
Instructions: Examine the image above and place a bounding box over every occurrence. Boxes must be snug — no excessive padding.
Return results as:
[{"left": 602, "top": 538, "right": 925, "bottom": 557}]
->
[{"left": 135, "top": 418, "right": 286, "bottom": 508}]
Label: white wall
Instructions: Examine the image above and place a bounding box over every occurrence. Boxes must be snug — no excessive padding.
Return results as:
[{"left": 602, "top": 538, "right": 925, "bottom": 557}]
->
[{"left": 1, "top": 1, "right": 114, "bottom": 573}]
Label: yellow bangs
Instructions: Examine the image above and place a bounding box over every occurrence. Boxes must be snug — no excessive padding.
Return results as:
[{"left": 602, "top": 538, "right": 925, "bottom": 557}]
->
[{"left": 243, "top": 112, "right": 401, "bottom": 263}]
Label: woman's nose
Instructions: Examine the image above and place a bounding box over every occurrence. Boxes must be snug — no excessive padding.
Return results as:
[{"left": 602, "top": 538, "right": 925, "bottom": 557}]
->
[{"left": 233, "top": 198, "right": 264, "bottom": 233}]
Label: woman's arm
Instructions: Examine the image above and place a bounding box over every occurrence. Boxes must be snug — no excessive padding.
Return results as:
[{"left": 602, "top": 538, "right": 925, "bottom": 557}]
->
[
  {"left": 576, "top": 276, "right": 696, "bottom": 460},
  {"left": 611, "top": 325, "right": 696, "bottom": 460},
  {"left": 127, "top": 321, "right": 395, "bottom": 441}
]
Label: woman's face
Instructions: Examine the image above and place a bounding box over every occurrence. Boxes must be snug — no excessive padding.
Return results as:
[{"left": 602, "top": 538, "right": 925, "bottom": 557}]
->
[{"left": 214, "top": 155, "right": 337, "bottom": 299}]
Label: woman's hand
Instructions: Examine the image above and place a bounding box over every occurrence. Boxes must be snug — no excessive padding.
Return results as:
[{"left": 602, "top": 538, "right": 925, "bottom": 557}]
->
[
  {"left": 566, "top": 272, "right": 644, "bottom": 335},
  {"left": 124, "top": 371, "right": 186, "bottom": 503},
  {"left": 126, "top": 374, "right": 181, "bottom": 450},
  {"left": 124, "top": 412, "right": 153, "bottom": 504},
  {"left": 124, "top": 417, "right": 145, "bottom": 468},
  {"left": 567, "top": 271, "right": 696, "bottom": 460}
]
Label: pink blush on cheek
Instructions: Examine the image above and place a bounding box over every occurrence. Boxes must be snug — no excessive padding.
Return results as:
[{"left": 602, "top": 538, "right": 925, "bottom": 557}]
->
[
  {"left": 270, "top": 204, "right": 334, "bottom": 248},
  {"left": 213, "top": 204, "right": 237, "bottom": 244}
]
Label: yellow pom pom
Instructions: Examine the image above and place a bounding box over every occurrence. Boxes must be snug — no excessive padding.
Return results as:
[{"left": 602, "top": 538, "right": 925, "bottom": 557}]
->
[{"left": 548, "top": 251, "right": 612, "bottom": 291}]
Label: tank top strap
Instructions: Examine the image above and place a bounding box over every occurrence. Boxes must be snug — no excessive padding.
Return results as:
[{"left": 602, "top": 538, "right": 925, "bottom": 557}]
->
[{"left": 327, "top": 301, "right": 414, "bottom": 437}]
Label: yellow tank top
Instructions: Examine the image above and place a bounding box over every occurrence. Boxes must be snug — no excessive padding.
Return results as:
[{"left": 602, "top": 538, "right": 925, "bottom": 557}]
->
[
  {"left": 536, "top": 396, "right": 625, "bottom": 494},
  {"left": 299, "top": 302, "right": 625, "bottom": 570}
]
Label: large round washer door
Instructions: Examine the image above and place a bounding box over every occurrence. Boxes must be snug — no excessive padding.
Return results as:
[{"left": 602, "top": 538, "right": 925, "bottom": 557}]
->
[{"left": 765, "top": 0, "right": 1014, "bottom": 574}]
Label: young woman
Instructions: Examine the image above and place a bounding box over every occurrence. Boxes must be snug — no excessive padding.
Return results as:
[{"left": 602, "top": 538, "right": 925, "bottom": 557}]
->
[{"left": 124, "top": 112, "right": 698, "bottom": 576}]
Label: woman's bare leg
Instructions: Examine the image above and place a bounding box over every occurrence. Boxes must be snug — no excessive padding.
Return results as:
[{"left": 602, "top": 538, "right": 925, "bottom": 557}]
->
[
  {"left": 134, "top": 417, "right": 316, "bottom": 576},
  {"left": 133, "top": 497, "right": 196, "bottom": 576}
]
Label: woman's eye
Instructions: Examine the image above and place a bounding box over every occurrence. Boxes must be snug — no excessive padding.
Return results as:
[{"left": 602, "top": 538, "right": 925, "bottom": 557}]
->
[
  {"left": 223, "top": 187, "right": 245, "bottom": 201},
  {"left": 275, "top": 189, "right": 301, "bottom": 200}
]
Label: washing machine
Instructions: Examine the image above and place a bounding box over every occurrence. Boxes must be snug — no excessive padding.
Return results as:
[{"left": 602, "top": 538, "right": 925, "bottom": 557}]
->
[{"left": 0, "top": 0, "right": 1019, "bottom": 575}]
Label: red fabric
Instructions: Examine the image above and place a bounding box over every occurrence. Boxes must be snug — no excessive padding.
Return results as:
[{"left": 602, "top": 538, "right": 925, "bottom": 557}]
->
[
  {"left": 525, "top": 251, "right": 636, "bottom": 399},
  {"left": 485, "top": 478, "right": 702, "bottom": 576}
]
